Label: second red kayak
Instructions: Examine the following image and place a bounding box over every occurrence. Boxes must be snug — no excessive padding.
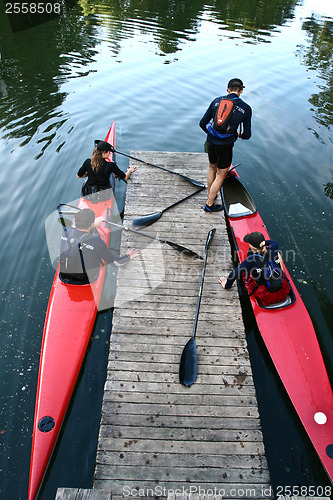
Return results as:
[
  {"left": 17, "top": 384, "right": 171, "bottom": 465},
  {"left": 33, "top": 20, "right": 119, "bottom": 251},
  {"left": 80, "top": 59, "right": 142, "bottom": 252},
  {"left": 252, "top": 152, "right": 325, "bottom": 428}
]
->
[{"left": 222, "top": 170, "right": 333, "bottom": 484}]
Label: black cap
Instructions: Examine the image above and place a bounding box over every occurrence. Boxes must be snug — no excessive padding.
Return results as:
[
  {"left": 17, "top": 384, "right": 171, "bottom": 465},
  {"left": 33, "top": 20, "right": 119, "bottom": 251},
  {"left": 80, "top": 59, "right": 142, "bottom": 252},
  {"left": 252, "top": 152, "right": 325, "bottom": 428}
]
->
[
  {"left": 95, "top": 140, "right": 112, "bottom": 152},
  {"left": 228, "top": 78, "right": 245, "bottom": 89},
  {"left": 75, "top": 208, "right": 95, "bottom": 229},
  {"left": 243, "top": 232, "right": 265, "bottom": 248}
]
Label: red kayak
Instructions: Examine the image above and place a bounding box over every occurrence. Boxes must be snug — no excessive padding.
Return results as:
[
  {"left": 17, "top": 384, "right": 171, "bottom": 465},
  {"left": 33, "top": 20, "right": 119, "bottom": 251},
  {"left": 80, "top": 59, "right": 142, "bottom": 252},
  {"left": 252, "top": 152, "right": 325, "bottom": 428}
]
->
[
  {"left": 221, "top": 169, "right": 333, "bottom": 483},
  {"left": 28, "top": 121, "right": 116, "bottom": 500}
]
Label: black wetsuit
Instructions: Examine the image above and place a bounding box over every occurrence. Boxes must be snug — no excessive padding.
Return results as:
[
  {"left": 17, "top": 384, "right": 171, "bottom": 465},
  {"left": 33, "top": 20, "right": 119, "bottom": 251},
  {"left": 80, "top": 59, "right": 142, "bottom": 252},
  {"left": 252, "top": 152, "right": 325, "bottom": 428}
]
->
[
  {"left": 224, "top": 240, "right": 280, "bottom": 289},
  {"left": 59, "top": 226, "right": 130, "bottom": 284},
  {"left": 77, "top": 159, "right": 126, "bottom": 194},
  {"left": 199, "top": 93, "right": 252, "bottom": 146}
]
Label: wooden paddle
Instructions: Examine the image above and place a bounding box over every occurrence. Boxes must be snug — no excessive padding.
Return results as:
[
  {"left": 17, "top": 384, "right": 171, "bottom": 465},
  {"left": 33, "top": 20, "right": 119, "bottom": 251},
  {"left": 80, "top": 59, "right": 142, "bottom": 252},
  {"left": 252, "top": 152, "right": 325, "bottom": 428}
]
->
[
  {"left": 57, "top": 204, "right": 203, "bottom": 260},
  {"left": 179, "top": 228, "right": 216, "bottom": 386},
  {"left": 132, "top": 185, "right": 206, "bottom": 227}
]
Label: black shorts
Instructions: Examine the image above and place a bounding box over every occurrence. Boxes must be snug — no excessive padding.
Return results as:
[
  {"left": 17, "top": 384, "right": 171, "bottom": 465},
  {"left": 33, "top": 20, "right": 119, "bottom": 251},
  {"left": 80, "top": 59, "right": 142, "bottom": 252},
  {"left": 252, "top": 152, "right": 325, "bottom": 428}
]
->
[{"left": 207, "top": 143, "right": 233, "bottom": 169}]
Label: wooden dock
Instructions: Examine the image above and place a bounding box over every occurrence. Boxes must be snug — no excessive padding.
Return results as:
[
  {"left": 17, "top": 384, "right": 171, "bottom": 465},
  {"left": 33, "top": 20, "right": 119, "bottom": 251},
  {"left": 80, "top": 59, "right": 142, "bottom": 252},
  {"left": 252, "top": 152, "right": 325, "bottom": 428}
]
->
[{"left": 56, "top": 152, "right": 272, "bottom": 499}]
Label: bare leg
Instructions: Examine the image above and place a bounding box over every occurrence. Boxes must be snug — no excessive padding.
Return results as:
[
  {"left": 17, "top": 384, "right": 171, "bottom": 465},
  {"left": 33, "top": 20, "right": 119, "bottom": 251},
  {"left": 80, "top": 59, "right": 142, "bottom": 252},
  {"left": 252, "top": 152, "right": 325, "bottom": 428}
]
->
[
  {"left": 207, "top": 162, "right": 217, "bottom": 198},
  {"left": 206, "top": 168, "right": 228, "bottom": 206}
]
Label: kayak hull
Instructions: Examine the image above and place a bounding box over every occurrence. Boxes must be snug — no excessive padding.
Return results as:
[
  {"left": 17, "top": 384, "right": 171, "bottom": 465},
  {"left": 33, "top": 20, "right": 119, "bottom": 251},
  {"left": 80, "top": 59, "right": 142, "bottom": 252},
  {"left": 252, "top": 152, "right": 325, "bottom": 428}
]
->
[
  {"left": 28, "top": 122, "right": 116, "bottom": 500},
  {"left": 222, "top": 171, "right": 333, "bottom": 483}
]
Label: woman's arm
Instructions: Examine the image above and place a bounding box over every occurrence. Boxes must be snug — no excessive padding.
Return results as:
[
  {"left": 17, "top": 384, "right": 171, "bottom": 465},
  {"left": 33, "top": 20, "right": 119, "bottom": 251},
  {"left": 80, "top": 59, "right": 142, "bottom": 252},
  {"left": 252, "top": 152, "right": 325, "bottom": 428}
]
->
[{"left": 77, "top": 159, "right": 89, "bottom": 178}]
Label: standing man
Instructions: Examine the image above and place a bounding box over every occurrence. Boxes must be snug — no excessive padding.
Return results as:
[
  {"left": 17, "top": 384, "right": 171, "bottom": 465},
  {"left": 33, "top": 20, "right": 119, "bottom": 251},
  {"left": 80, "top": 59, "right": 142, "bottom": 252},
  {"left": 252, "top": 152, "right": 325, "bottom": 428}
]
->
[{"left": 199, "top": 78, "right": 252, "bottom": 212}]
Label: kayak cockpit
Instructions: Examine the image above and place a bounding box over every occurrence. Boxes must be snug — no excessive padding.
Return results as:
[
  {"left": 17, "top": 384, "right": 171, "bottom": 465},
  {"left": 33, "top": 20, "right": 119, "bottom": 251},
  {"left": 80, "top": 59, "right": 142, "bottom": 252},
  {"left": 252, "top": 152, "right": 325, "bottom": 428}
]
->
[
  {"left": 222, "top": 173, "right": 257, "bottom": 217},
  {"left": 256, "top": 288, "right": 296, "bottom": 310}
]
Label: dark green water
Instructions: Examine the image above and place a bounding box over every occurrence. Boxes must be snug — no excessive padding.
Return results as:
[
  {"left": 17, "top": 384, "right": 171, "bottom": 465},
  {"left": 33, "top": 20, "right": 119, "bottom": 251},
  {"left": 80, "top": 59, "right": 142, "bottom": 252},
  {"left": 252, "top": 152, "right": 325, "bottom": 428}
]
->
[{"left": 0, "top": 0, "right": 332, "bottom": 499}]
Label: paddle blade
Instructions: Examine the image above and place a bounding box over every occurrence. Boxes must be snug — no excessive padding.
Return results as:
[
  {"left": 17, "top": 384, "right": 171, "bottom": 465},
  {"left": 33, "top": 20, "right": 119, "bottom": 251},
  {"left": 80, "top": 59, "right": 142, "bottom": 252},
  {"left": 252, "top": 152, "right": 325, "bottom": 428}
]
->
[
  {"left": 182, "top": 177, "right": 205, "bottom": 188},
  {"left": 205, "top": 228, "right": 216, "bottom": 252},
  {"left": 57, "top": 216, "right": 73, "bottom": 227},
  {"left": 179, "top": 337, "right": 197, "bottom": 387},
  {"left": 133, "top": 211, "right": 162, "bottom": 227},
  {"left": 163, "top": 240, "right": 203, "bottom": 260}
]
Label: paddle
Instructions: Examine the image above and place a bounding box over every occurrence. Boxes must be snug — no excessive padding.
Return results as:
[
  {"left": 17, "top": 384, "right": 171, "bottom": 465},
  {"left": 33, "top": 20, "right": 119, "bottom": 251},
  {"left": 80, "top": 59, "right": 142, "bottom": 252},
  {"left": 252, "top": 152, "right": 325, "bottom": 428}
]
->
[
  {"left": 57, "top": 204, "right": 203, "bottom": 260},
  {"left": 108, "top": 147, "right": 205, "bottom": 189},
  {"left": 133, "top": 185, "right": 206, "bottom": 227},
  {"left": 228, "top": 162, "right": 241, "bottom": 173},
  {"left": 179, "top": 228, "right": 216, "bottom": 387}
]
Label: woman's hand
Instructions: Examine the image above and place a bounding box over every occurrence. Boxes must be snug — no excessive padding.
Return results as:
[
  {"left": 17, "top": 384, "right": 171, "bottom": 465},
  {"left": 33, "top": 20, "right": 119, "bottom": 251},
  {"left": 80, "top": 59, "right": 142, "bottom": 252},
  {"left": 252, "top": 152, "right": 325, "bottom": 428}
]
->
[
  {"left": 127, "top": 249, "right": 140, "bottom": 260},
  {"left": 125, "top": 165, "right": 137, "bottom": 179},
  {"left": 219, "top": 276, "right": 227, "bottom": 288}
]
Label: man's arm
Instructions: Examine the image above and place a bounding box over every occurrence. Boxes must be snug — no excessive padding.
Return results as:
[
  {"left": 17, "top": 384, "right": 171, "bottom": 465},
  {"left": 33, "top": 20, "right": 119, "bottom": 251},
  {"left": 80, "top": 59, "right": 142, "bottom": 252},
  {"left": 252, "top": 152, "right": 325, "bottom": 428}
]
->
[
  {"left": 239, "top": 105, "right": 252, "bottom": 140},
  {"left": 199, "top": 100, "right": 216, "bottom": 132}
]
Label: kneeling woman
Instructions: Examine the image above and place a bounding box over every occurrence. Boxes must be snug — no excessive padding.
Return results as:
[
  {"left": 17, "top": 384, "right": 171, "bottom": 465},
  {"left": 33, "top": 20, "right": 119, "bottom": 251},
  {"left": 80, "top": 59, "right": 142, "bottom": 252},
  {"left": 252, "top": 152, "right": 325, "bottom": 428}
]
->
[
  {"left": 77, "top": 140, "right": 136, "bottom": 196},
  {"left": 219, "top": 231, "right": 290, "bottom": 307}
]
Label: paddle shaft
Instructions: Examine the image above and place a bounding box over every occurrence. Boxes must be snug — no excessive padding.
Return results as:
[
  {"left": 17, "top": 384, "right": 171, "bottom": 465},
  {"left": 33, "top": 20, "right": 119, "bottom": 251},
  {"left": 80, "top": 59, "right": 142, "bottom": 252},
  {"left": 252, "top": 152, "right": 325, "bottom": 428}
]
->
[
  {"left": 178, "top": 228, "right": 216, "bottom": 387},
  {"left": 102, "top": 219, "right": 202, "bottom": 259},
  {"left": 159, "top": 186, "right": 205, "bottom": 214},
  {"left": 113, "top": 149, "right": 205, "bottom": 188},
  {"left": 192, "top": 228, "right": 216, "bottom": 338},
  {"left": 133, "top": 185, "right": 206, "bottom": 226},
  {"left": 57, "top": 205, "right": 202, "bottom": 259}
]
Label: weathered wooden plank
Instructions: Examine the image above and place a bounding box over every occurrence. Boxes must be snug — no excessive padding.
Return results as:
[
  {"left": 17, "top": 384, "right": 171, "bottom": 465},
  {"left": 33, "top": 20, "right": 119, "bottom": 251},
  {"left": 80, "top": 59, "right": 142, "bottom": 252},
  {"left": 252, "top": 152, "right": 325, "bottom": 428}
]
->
[
  {"left": 106, "top": 361, "right": 252, "bottom": 380},
  {"left": 109, "top": 349, "right": 249, "bottom": 363},
  {"left": 109, "top": 336, "right": 248, "bottom": 349},
  {"left": 111, "top": 310, "right": 244, "bottom": 321},
  {"left": 101, "top": 401, "right": 259, "bottom": 419},
  {"left": 96, "top": 437, "right": 265, "bottom": 455},
  {"left": 103, "top": 380, "right": 257, "bottom": 397},
  {"left": 95, "top": 449, "right": 266, "bottom": 468},
  {"left": 110, "top": 322, "right": 246, "bottom": 337},
  {"left": 106, "top": 370, "right": 254, "bottom": 386},
  {"left": 102, "top": 391, "right": 256, "bottom": 407},
  {"left": 94, "top": 464, "right": 270, "bottom": 483},
  {"left": 99, "top": 413, "right": 262, "bottom": 430},
  {"left": 98, "top": 424, "right": 263, "bottom": 442},
  {"left": 113, "top": 297, "right": 242, "bottom": 311},
  {"left": 55, "top": 489, "right": 112, "bottom": 499}
]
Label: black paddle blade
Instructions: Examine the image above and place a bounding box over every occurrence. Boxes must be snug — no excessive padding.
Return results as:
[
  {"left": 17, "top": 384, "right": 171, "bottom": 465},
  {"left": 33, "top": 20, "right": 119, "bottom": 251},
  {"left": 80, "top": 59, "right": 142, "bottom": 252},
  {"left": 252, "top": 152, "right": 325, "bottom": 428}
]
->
[
  {"left": 57, "top": 216, "right": 73, "bottom": 227},
  {"left": 132, "top": 211, "right": 162, "bottom": 227},
  {"left": 183, "top": 177, "right": 205, "bottom": 188},
  {"left": 205, "top": 228, "right": 216, "bottom": 252},
  {"left": 162, "top": 240, "right": 203, "bottom": 260},
  {"left": 179, "top": 337, "right": 197, "bottom": 387}
]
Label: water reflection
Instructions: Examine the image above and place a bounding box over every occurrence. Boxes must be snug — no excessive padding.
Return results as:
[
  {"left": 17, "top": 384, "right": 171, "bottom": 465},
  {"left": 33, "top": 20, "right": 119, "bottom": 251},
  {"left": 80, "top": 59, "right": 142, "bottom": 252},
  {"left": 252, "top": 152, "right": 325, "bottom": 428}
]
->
[
  {"left": 297, "top": 15, "right": 333, "bottom": 131},
  {"left": 204, "top": 0, "right": 298, "bottom": 43},
  {"left": 324, "top": 181, "right": 333, "bottom": 199},
  {"left": 0, "top": 0, "right": 302, "bottom": 158},
  {"left": 0, "top": 2, "right": 99, "bottom": 157},
  {"left": 79, "top": 0, "right": 299, "bottom": 50}
]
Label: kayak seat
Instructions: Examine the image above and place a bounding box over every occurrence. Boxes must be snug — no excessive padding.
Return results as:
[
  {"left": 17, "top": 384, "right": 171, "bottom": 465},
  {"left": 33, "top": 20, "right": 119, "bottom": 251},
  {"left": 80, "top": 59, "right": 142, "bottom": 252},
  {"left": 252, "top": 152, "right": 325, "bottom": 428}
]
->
[
  {"left": 221, "top": 175, "right": 257, "bottom": 218},
  {"left": 228, "top": 202, "right": 253, "bottom": 217},
  {"left": 59, "top": 272, "right": 99, "bottom": 285},
  {"left": 257, "top": 290, "right": 296, "bottom": 310}
]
